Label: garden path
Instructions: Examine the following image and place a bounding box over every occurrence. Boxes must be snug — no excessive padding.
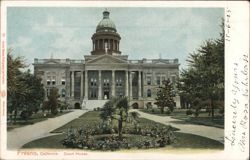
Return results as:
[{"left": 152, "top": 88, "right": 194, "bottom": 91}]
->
[
  {"left": 7, "top": 109, "right": 87, "bottom": 149},
  {"left": 132, "top": 109, "right": 224, "bottom": 144}
]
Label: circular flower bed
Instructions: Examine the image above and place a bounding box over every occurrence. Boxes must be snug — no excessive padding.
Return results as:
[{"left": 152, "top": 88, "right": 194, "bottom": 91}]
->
[{"left": 62, "top": 124, "right": 177, "bottom": 151}]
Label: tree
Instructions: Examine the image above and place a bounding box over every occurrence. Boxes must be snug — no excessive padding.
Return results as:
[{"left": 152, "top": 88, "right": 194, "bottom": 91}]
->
[
  {"left": 178, "top": 21, "right": 224, "bottom": 117},
  {"left": 21, "top": 70, "right": 45, "bottom": 113},
  {"left": 99, "top": 97, "right": 130, "bottom": 140},
  {"left": 7, "top": 50, "right": 29, "bottom": 123},
  {"left": 114, "top": 97, "right": 129, "bottom": 139},
  {"left": 154, "top": 79, "right": 175, "bottom": 114},
  {"left": 100, "top": 101, "right": 116, "bottom": 123},
  {"left": 7, "top": 50, "right": 45, "bottom": 123},
  {"left": 47, "top": 87, "right": 59, "bottom": 114}
]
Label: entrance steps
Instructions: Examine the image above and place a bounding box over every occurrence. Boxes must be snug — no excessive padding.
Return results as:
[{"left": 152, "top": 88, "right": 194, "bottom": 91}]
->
[{"left": 81, "top": 99, "right": 108, "bottom": 110}]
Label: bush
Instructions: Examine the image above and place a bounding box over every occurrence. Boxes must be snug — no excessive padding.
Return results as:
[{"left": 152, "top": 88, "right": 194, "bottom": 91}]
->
[
  {"left": 52, "top": 109, "right": 58, "bottom": 115},
  {"left": 194, "top": 110, "right": 199, "bottom": 117},
  {"left": 151, "top": 109, "right": 155, "bottom": 113},
  {"left": 165, "top": 109, "right": 171, "bottom": 115},
  {"left": 20, "top": 110, "right": 33, "bottom": 121},
  {"left": 219, "top": 108, "right": 224, "bottom": 116},
  {"left": 186, "top": 109, "right": 193, "bottom": 115}
]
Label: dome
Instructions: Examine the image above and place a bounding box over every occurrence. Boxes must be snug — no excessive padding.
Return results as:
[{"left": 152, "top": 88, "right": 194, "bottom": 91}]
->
[{"left": 96, "top": 10, "right": 116, "bottom": 32}]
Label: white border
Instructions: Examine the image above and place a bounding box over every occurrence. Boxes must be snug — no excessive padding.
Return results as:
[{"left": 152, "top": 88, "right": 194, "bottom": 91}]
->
[{"left": 1, "top": 1, "right": 249, "bottom": 160}]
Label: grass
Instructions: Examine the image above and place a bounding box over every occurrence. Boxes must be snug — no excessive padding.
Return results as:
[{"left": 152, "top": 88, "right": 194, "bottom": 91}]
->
[
  {"left": 7, "top": 110, "right": 72, "bottom": 131},
  {"left": 140, "top": 108, "right": 224, "bottom": 128},
  {"left": 22, "top": 111, "right": 224, "bottom": 150}
]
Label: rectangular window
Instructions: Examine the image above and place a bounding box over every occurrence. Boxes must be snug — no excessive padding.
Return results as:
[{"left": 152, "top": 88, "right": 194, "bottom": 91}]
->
[
  {"left": 147, "top": 77, "right": 151, "bottom": 85},
  {"left": 52, "top": 80, "right": 56, "bottom": 85},
  {"left": 172, "top": 76, "right": 176, "bottom": 84},
  {"left": 157, "top": 76, "right": 161, "bottom": 85},
  {"left": 47, "top": 80, "right": 51, "bottom": 85},
  {"left": 46, "top": 89, "right": 49, "bottom": 97},
  {"left": 162, "top": 76, "right": 165, "bottom": 82}
]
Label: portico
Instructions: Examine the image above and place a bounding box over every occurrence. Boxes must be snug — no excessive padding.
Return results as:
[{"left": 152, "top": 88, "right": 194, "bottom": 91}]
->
[{"left": 69, "top": 69, "right": 142, "bottom": 100}]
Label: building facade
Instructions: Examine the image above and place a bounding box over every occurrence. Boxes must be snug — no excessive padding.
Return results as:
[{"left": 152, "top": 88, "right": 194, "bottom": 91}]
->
[{"left": 33, "top": 10, "right": 180, "bottom": 109}]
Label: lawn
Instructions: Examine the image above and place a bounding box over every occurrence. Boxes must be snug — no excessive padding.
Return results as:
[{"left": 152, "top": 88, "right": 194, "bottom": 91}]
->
[
  {"left": 22, "top": 111, "right": 223, "bottom": 150},
  {"left": 140, "top": 108, "right": 224, "bottom": 128},
  {"left": 7, "top": 110, "right": 72, "bottom": 131}
]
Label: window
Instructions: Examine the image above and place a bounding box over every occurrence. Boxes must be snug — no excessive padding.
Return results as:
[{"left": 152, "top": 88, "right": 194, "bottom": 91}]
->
[
  {"left": 116, "top": 78, "right": 122, "bottom": 86},
  {"left": 90, "top": 78, "right": 97, "bottom": 86},
  {"left": 90, "top": 90, "right": 97, "bottom": 98},
  {"left": 171, "top": 76, "right": 176, "bottom": 85},
  {"left": 90, "top": 78, "right": 94, "bottom": 86},
  {"left": 62, "top": 80, "right": 65, "bottom": 85},
  {"left": 46, "top": 89, "right": 50, "bottom": 97},
  {"left": 147, "top": 77, "right": 151, "bottom": 85},
  {"left": 156, "top": 76, "right": 161, "bottom": 85},
  {"left": 103, "top": 78, "right": 110, "bottom": 86},
  {"left": 147, "top": 89, "right": 151, "bottom": 97},
  {"left": 61, "top": 89, "right": 66, "bottom": 97},
  {"left": 162, "top": 76, "right": 165, "bottom": 82},
  {"left": 52, "top": 80, "right": 56, "bottom": 85},
  {"left": 94, "top": 79, "right": 97, "bottom": 86},
  {"left": 47, "top": 80, "right": 51, "bottom": 85}
]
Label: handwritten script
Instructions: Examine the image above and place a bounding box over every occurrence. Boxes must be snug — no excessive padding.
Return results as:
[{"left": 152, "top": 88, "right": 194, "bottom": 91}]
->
[{"left": 226, "top": 54, "right": 249, "bottom": 152}]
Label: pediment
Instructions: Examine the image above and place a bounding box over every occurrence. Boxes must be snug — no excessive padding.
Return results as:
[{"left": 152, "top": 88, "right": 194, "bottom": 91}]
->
[
  {"left": 153, "top": 60, "right": 169, "bottom": 64},
  {"left": 44, "top": 59, "right": 60, "bottom": 64},
  {"left": 87, "top": 55, "right": 127, "bottom": 64}
]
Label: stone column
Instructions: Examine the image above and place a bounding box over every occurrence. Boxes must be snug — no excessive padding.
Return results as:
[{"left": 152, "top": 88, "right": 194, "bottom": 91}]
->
[
  {"left": 97, "top": 40, "right": 99, "bottom": 50},
  {"left": 84, "top": 70, "right": 88, "bottom": 99},
  {"left": 103, "top": 39, "right": 105, "bottom": 50},
  {"left": 71, "top": 71, "right": 74, "bottom": 97},
  {"left": 98, "top": 70, "right": 102, "bottom": 99},
  {"left": 129, "top": 71, "right": 133, "bottom": 100},
  {"left": 138, "top": 71, "right": 142, "bottom": 98},
  {"left": 112, "top": 70, "right": 115, "bottom": 97},
  {"left": 125, "top": 70, "right": 129, "bottom": 97},
  {"left": 80, "top": 71, "right": 83, "bottom": 98},
  {"left": 108, "top": 39, "right": 110, "bottom": 49}
]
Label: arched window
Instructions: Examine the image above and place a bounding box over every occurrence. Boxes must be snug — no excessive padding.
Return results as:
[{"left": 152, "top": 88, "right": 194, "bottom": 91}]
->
[{"left": 147, "top": 89, "right": 151, "bottom": 97}]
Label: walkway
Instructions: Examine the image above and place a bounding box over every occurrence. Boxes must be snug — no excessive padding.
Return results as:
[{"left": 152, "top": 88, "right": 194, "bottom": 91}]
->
[
  {"left": 7, "top": 110, "right": 87, "bottom": 149},
  {"left": 132, "top": 109, "right": 224, "bottom": 144}
]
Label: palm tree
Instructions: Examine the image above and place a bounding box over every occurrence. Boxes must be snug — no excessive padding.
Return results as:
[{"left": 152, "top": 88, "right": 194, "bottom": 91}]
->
[{"left": 115, "top": 97, "right": 129, "bottom": 139}]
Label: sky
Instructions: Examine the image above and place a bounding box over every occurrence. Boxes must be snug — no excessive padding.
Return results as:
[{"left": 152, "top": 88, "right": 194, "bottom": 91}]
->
[{"left": 7, "top": 7, "right": 224, "bottom": 72}]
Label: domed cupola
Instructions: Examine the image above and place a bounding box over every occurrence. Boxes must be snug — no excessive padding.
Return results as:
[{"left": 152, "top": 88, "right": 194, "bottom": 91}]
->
[
  {"left": 96, "top": 10, "right": 116, "bottom": 33},
  {"left": 91, "top": 9, "right": 121, "bottom": 55}
]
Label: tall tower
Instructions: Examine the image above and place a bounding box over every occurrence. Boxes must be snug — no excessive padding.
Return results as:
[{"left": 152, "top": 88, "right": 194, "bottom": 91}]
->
[{"left": 91, "top": 10, "right": 121, "bottom": 55}]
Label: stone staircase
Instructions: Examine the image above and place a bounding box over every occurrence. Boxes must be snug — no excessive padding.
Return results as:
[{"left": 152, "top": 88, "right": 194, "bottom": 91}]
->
[{"left": 81, "top": 99, "right": 108, "bottom": 110}]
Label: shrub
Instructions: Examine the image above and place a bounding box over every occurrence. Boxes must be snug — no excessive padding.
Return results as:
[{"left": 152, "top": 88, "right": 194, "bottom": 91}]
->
[
  {"left": 165, "top": 109, "right": 171, "bottom": 115},
  {"left": 219, "top": 108, "right": 224, "bottom": 116},
  {"left": 20, "top": 110, "right": 33, "bottom": 121},
  {"left": 186, "top": 109, "right": 193, "bottom": 115},
  {"left": 52, "top": 109, "right": 58, "bottom": 115},
  {"left": 151, "top": 109, "right": 155, "bottom": 113},
  {"left": 194, "top": 110, "right": 199, "bottom": 117}
]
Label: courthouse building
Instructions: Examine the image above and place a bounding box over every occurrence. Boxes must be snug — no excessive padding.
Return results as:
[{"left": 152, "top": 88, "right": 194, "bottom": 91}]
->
[{"left": 33, "top": 10, "right": 180, "bottom": 109}]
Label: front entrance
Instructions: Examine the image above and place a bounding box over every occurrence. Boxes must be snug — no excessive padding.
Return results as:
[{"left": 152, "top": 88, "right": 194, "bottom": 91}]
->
[
  {"left": 104, "top": 91, "right": 110, "bottom": 99},
  {"left": 74, "top": 103, "right": 81, "bottom": 109}
]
